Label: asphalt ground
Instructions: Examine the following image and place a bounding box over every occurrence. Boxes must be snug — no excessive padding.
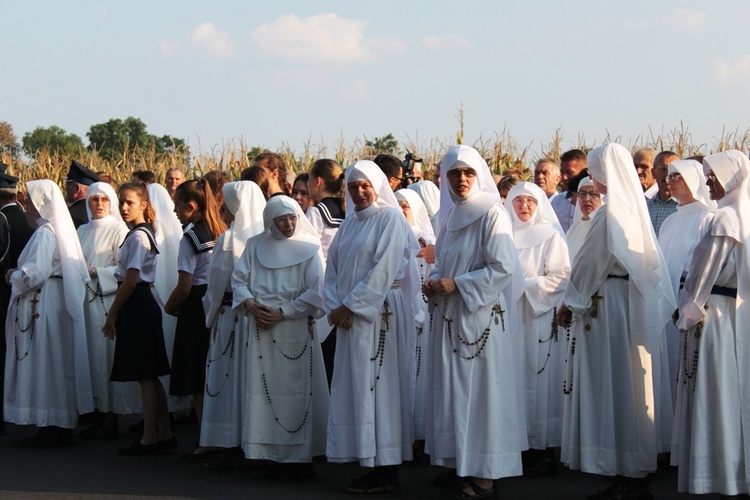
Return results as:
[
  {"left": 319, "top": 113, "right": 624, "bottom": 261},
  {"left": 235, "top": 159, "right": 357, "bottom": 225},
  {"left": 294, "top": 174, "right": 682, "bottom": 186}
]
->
[{"left": 0, "top": 416, "right": 700, "bottom": 499}]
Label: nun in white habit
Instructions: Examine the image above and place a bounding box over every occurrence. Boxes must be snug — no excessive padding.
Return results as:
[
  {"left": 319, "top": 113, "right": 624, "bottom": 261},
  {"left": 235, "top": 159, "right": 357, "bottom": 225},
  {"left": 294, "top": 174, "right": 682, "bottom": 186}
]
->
[
  {"left": 557, "top": 143, "right": 675, "bottom": 499},
  {"left": 77, "top": 182, "right": 139, "bottom": 437},
  {"left": 657, "top": 160, "right": 715, "bottom": 410},
  {"left": 423, "top": 145, "right": 524, "bottom": 499},
  {"left": 504, "top": 182, "right": 570, "bottom": 474},
  {"left": 394, "top": 188, "right": 435, "bottom": 441},
  {"left": 324, "top": 160, "right": 419, "bottom": 493},
  {"left": 565, "top": 176, "right": 602, "bottom": 262},
  {"left": 232, "top": 195, "right": 328, "bottom": 480},
  {"left": 198, "top": 181, "right": 265, "bottom": 463},
  {"left": 673, "top": 150, "right": 750, "bottom": 496},
  {"left": 408, "top": 179, "right": 441, "bottom": 236},
  {"left": 5, "top": 179, "right": 92, "bottom": 446}
]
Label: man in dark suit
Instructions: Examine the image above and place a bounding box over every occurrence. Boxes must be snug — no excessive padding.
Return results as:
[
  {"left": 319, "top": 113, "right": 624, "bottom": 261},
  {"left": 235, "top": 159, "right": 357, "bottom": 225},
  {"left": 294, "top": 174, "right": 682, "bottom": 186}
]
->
[
  {"left": 65, "top": 161, "right": 100, "bottom": 228},
  {"left": 0, "top": 164, "right": 34, "bottom": 435}
]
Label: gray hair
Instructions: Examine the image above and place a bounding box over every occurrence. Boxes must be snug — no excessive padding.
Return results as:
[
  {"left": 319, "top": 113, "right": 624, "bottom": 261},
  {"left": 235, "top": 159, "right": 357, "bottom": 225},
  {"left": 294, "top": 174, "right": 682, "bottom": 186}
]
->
[{"left": 535, "top": 158, "right": 560, "bottom": 177}]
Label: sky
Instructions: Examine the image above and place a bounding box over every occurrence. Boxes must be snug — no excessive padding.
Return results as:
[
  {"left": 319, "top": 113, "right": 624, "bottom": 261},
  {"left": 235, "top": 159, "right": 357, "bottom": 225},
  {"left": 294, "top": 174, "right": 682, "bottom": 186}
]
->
[{"left": 3, "top": 1, "right": 750, "bottom": 159}]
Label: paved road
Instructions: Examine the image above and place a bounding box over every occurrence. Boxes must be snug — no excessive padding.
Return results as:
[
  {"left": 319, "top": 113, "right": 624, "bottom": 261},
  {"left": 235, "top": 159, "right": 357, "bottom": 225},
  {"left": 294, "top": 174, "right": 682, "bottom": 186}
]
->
[{"left": 0, "top": 416, "right": 697, "bottom": 499}]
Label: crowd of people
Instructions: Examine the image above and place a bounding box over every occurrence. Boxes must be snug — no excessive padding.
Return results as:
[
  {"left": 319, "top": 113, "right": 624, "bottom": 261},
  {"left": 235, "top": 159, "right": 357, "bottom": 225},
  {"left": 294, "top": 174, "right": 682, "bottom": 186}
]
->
[{"left": 0, "top": 143, "right": 748, "bottom": 499}]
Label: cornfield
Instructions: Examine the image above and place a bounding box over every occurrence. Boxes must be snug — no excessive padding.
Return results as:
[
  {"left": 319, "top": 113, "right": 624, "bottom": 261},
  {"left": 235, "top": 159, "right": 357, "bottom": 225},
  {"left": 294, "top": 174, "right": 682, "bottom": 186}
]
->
[{"left": 2, "top": 121, "right": 750, "bottom": 191}]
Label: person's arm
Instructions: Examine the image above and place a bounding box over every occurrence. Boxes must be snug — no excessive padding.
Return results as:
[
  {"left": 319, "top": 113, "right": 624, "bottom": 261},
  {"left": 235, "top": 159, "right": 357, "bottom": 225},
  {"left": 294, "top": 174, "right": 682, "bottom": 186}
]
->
[
  {"left": 164, "top": 271, "right": 193, "bottom": 315},
  {"left": 523, "top": 231, "right": 571, "bottom": 317},
  {"left": 102, "top": 268, "right": 140, "bottom": 339}
]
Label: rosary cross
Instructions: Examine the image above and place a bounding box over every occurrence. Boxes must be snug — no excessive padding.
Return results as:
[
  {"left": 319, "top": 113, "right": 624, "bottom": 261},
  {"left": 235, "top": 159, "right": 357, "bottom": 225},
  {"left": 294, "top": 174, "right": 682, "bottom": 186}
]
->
[
  {"left": 382, "top": 300, "right": 392, "bottom": 331},
  {"left": 492, "top": 303, "right": 505, "bottom": 330},
  {"left": 590, "top": 293, "right": 604, "bottom": 318}
]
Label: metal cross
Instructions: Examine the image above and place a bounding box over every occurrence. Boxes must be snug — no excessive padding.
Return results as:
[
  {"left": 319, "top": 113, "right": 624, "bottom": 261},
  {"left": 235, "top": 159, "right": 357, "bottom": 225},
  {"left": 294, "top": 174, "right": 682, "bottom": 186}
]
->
[{"left": 590, "top": 292, "right": 604, "bottom": 318}]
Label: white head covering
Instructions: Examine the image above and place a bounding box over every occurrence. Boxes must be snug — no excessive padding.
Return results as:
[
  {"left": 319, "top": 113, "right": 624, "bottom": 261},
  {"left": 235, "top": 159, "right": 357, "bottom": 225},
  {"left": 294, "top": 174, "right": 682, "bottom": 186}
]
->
[
  {"left": 222, "top": 181, "right": 266, "bottom": 263},
  {"left": 147, "top": 183, "right": 183, "bottom": 303},
  {"left": 395, "top": 188, "right": 435, "bottom": 241},
  {"left": 667, "top": 159, "right": 714, "bottom": 210},
  {"left": 85, "top": 182, "right": 123, "bottom": 222},
  {"left": 504, "top": 181, "right": 563, "bottom": 249},
  {"left": 257, "top": 195, "right": 320, "bottom": 269},
  {"left": 407, "top": 180, "right": 440, "bottom": 218},
  {"left": 439, "top": 145, "right": 506, "bottom": 231},
  {"left": 703, "top": 150, "right": 750, "bottom": 239},
  {"left": 26, "top": 180, "right": 90, "bottom": 320},
  {"left": 345, "top": 160, "right": 399, "bottom": 214}
]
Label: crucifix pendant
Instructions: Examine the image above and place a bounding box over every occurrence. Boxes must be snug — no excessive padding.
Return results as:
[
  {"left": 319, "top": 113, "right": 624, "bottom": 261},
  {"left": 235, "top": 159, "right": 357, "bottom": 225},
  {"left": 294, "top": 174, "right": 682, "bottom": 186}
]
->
[
  {"left": 492, "top": 303, "right": 505, "bottom": 330},
  {"left": 590, "top": 292, "right": 604, "bottom": 318}
]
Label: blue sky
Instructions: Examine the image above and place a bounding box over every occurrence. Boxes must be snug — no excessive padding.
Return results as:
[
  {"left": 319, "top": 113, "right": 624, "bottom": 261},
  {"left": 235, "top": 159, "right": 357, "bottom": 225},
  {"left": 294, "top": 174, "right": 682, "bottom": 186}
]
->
[{"left": 3, "top": 1, "right": 750, "bottom": 157}]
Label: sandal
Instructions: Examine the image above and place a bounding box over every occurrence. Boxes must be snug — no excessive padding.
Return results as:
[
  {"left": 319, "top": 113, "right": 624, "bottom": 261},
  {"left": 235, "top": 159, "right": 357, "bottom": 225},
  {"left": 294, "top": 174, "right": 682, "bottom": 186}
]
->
[
  {"left": 345, "top": 468, "right": 399, "bottom": 494},
  {"left": 445, "top": 481, "right": 497, "bottom": 500}
]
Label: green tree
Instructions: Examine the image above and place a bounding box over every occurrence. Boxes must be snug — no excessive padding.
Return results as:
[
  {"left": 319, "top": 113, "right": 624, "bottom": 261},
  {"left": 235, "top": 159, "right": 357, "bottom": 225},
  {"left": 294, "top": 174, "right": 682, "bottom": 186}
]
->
[
  {"left": 22, "top": 125, "right": 84, "bottom": 155},
  {"left": 0, "top": 121, "right": 20, "bottom": 158},
  {"left": 87, "top": 116, "right": 188, "bottom": 160},
  {"left": 365, "top": 133, "right": 399, "bottom": 156}
]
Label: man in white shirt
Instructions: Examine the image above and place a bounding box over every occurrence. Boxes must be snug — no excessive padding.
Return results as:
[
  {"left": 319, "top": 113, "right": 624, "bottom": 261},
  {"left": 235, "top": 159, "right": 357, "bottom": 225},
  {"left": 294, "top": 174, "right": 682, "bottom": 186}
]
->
[
  {"left": 551, "top": 150, "right": 587, "bottom": 232},
  {"left": 633, "top": 148, "right": 658, "bottom": 198},
  {"left": 534, "top": 158, "right": 561, "bottom": 199}
]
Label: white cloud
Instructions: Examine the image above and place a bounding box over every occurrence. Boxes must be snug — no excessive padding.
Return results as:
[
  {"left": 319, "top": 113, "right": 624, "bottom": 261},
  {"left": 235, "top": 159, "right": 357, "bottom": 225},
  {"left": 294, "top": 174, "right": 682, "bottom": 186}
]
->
[
  {"left": 421, "top": 35, "right": 470, "bottom": 50},
  {"left": 715, "top": 54, "right": 750, "bottom": 85},
  {"left": 666, "top": 8, "right": 706, "bottom": 31},
  {"left": 159, "top": 22, "right": 238, "bottom": 59},
  {"left": 251, "top": 13, "right": 401, "bottom": 63},
  {"left": 189, "top": 22, "right": 238, "bottom": 59}
]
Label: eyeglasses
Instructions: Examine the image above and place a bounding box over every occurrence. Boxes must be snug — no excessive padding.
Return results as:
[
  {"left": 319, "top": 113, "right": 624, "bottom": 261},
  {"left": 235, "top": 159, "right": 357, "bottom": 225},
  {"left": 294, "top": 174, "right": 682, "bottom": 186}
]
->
[
  {"left": 447, "top": 168, "right": 477, "bottom": 179},
  {"left": 273, "top": 215, "right": 298, "bottom": 224},
  {"left": 577, "top": 191, "right": 600, "bottom": 199},
  {"left": 665, "top": 173, "right": 683, "bottom": 182},
  {"left": 511, "top": 196, "right": 538, "bottom": 207}
]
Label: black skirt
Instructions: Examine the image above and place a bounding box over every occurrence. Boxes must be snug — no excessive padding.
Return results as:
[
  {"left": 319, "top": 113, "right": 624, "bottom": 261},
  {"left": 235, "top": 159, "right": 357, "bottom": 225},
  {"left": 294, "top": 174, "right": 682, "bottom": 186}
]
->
[
  {"left": 169, "top": 284, "right": 210, "bottom": 395},
  {"left": 110, "top": 282, "right": 170, "bottom": 382}
]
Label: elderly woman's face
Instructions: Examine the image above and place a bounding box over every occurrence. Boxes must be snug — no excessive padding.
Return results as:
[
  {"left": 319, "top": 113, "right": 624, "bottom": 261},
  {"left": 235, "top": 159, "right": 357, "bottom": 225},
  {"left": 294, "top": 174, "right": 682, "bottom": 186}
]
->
[
  {"left": 577, "top": 187, "right": 601, "bottom": 218},
  {"left": 273, "top": 214, "right": 297, "bottom": 238},
  {"left": 348, "top": 180, "right": 377, "bottom": 211},
  {"left": 705, "top": 170, "right": 726, "bottom": 200},
  {"left": 512, "top": 195, "right": 538, "bottom": 222}
]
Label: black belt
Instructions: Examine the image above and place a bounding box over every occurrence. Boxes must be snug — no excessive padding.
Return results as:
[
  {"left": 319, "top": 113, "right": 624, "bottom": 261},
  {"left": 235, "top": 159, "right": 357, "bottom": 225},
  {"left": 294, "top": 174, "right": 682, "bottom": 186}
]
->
[
  {"left": 607, "top": 274, "right": 629, "bottom": 281},
  {"left": 222, "top": 292, "right": 233, "bottom": 306},
  {"left": 51, "top": 275, "right": 63, "bottom": 279},
  {"left": 679, "top": 276, "right": 736, "bottom": 298}
]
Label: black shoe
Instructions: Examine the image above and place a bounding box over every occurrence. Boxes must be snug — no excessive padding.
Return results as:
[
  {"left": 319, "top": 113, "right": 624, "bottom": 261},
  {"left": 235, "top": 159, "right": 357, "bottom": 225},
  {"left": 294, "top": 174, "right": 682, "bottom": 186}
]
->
[
  {"left": 277, "top": 463, "right": 316, "bottom": 482},
  {"left": 118, "top": 440, "right": 163, "bottom": 455},
  {"left": 345, "top": 467, "right": 399, "bottom": 494},
  {"left": 250, "top": 461, "right": 283, "bottom": 480},
  {"left": 15, "top": 427, "right": 74, "bottom": 448},
  {"left": 445, "top": 480, "right": 497, "bottom": 500},
  {"left": 523, "top": 449, "right": 558, "bottom": 478},
  {"left": 586, "top": 478, "right": 653, "bottom": 500},
  {"left": 205, "top": 448, "right": 245, "bottom": 470},
  {"left": 182, "top": 449, "right": 221, "bottom": 462}
]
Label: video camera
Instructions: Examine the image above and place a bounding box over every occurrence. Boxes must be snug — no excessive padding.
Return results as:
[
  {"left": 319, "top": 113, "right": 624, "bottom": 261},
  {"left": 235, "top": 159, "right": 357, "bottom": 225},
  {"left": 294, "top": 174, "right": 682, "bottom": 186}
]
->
[{"left": 402, "top": 152, "right": 424, "bottom": 188}]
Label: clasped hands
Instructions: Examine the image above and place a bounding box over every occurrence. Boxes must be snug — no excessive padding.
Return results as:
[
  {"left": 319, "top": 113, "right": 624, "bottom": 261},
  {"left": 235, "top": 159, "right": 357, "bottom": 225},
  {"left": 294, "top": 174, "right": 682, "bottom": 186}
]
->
[
  {"left": 422, "top": 278, "right": 456, "bottom": 298},
  {"left": 244, "top": 299, "right": 283, "bottom": 329}
]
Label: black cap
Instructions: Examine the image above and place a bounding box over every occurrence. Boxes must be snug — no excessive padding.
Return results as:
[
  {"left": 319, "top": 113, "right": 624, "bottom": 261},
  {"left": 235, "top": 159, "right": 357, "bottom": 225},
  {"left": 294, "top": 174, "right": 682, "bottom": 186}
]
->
[
  {"left": 65, "top": 160, "right": 100, "bottom": 186},
  {"left": 0, "top": 162, "right": 19, "bottom": 189}
]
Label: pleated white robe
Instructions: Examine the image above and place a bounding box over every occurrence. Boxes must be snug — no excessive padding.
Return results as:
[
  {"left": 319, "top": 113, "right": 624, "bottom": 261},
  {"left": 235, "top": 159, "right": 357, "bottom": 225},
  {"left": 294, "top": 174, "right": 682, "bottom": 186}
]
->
[
  {"left": 4, "top": 225, "right": 79, "bottom": 428},
  {"left": 78, "top": 218, "right": 141, "bottom": 414},
  {"left": 233, "top": 235, "right": 329, "bottom": 463},
  {"left": 424, "top": 205, "right": 524, "bottom": 479},
  {"left": 673, "top": 231, "right": 746, "bottom": 495},
  {"left": 200, "top": 233, "right": 248, "bottom": 448},
  {"left": 561, "top": 207, "right": 672, "bottom": 477},
  {"left": 516, "top": 231, "right": 570, "bottom": 449},
  {"left": 324, "top": 203, "right": 417, "bottom": 467}
]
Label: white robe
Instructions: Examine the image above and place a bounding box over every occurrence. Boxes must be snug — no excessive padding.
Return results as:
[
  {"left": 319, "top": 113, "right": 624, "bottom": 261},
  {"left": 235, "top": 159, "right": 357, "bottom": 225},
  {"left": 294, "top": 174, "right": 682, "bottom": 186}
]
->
[
  {"left": 233, "top": 235, "right": 329, "bottom": 463},
  {"left": 200, "top": 233, "right": 248, "bottom": 448},
  {"left": 673, "top": 230, "right": 746, "bottom": 495},
  {"left": 4, "top": 225, "right": 80, "bottom": 428},
  {"left": 561, "top": 206, "right": 672, "bottom": 477},
  {"left": 78, "top": 218, "right": 140, "bottom": 414},
  {"left": 424, "top": 204, "right": 524, "bottom": 479},
  {"left": 658, "top": 203, "right": 714, "bottom": 409},
  {"left": 324, "top": 203, "right": 417, "bottom": 467},
  {"left": 516, "top": 230, "right": 570, "bottom": 449}
]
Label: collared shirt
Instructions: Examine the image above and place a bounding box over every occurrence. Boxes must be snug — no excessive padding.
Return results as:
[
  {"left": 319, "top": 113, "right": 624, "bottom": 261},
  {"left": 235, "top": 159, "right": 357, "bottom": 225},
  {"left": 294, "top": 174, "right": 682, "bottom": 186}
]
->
[
  {"left": 550, "top": 193, "right": 575, "bottom": 232},
  {"left": 647, "top": 194, "right": 678, "bottom": 237}
]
